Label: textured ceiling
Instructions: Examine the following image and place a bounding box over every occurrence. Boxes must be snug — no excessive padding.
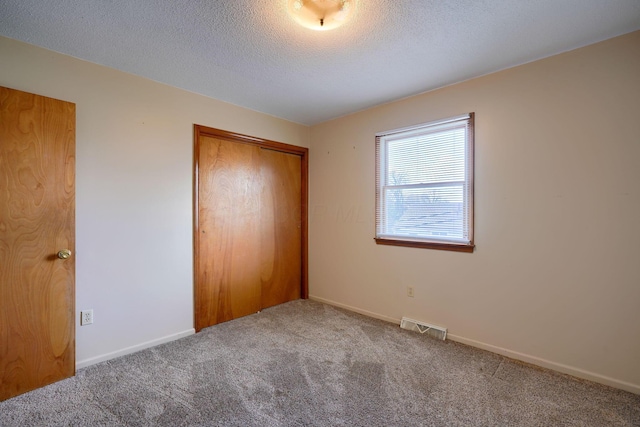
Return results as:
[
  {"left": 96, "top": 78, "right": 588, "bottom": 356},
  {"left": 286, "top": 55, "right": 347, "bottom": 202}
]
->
[{"left": 1, "top": 0, "right": 639, "bottom": 125}]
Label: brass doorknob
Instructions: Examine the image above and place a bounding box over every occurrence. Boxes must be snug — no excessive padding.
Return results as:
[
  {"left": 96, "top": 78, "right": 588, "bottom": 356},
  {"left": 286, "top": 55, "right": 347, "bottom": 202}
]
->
[{"left": 57, "top": 249, "right": 72, "bottom": 259}]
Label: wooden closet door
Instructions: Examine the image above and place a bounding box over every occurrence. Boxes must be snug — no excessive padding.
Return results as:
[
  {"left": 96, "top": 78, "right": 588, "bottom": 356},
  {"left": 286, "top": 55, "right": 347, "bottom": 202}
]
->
[
  {"left": 259, "top": 149, "right": 301, "bottom": 309},
  {"left": 196, "top": 136, "right": 262, "bottom": 327},
  {"left": 0, "top": 87, "right": 75, "bottom": 401},
  {"left": 195, "top": 127, "right": 307, "bottom": 331}
]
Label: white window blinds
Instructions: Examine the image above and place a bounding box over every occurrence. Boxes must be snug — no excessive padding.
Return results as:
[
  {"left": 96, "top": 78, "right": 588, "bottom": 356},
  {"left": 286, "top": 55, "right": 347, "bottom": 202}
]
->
[{"left": 375, "top": 113, "right": 474, "bottom": 250}]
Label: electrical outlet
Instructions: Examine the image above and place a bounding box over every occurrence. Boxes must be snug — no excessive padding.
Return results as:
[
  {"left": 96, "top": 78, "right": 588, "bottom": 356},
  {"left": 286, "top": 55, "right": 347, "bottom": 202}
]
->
[
  {"left": 407, "top": 286, "right": 415, "bottom": 298},
  {"left": 81, "top": 309, "right": 93, "bottom": 326}
]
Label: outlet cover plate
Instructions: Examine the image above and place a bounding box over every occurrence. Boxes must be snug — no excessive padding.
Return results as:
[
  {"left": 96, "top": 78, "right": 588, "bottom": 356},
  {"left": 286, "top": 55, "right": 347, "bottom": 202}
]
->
[{"left": 81, "top": 309, "right": 93, "bottom": 326}]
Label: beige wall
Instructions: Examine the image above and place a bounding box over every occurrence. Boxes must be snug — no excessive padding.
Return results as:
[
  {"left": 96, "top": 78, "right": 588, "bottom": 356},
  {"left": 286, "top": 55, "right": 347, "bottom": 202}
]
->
[
  {"left": 309, "top": 31, "right": 640, "bottom": 393},
  {"left": 0, "top": 36, "right": 309, "bottom": 367},
  {"left": 2, "top": 30, "right": 639, "bottom": 394}
]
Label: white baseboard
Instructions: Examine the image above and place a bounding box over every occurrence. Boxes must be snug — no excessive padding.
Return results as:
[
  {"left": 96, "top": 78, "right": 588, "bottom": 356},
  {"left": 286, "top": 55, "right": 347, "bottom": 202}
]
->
[
  {"left": 310, "top": 295, "right": 401, "bottom": 325},
  {"left": 75, "top": 328, "right": 195, "bottom": 370},
  {"left": 309, "top": 295, "right": 640, "bottom": 395},
  {"left": 446, "top": 334, "right": 640, "bottom": 395}
]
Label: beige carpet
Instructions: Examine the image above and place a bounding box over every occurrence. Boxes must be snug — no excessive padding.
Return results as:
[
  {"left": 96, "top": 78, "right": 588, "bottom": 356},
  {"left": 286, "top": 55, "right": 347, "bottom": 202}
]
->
[{"left": 1, "top": 300, "right": 638, "bottom": 426}]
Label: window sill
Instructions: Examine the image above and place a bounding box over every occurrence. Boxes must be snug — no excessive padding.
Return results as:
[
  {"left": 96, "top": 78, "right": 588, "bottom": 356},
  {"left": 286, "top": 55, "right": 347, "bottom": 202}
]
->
[{"left": 374, "top": 237, "right": 475, "bottom": 253}]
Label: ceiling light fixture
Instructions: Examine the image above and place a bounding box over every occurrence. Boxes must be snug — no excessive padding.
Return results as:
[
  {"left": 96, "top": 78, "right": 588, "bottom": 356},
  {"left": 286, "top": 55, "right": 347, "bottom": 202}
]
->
[{"left": 288, "top": 0, "right": 356, "bottom": 31}]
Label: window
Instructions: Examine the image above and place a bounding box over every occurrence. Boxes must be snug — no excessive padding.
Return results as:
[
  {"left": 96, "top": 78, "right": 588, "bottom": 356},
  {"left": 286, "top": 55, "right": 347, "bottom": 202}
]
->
[{"left": 375, "top": 113, "right": 474, "bottom": 252}]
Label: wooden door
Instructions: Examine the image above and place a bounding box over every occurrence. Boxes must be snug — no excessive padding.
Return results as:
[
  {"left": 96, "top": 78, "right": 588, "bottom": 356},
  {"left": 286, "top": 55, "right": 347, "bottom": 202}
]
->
[
  {"left": 259, "top": 148, "right": 301, "bottom": 309},
  {"left": 194, "top": 127, "right": 307, "bottom": 331},
  {"left": 0, "top": 87, "right": 76, "bottom": 401},
  {"left": 196, "top": 136, "right": 263, "bottom": 326}
]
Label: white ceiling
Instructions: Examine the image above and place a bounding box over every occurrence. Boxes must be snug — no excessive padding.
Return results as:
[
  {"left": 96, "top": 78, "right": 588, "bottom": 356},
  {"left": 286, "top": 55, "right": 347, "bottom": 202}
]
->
[{"left": 1, "top": 1, "right": 639, "bottom": 125}]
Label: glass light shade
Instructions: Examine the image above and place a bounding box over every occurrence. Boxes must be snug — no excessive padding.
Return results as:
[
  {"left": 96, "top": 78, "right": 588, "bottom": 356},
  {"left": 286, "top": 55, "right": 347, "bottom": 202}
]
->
[{"left": 287, "top": 0, "right": 355, "bottom": 31}]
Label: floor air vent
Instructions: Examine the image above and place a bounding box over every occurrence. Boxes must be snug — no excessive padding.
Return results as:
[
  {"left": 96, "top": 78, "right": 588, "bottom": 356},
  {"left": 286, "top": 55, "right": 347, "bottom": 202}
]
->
[{"left": 400, "top": 317, "right": 447, "bottom": 340}]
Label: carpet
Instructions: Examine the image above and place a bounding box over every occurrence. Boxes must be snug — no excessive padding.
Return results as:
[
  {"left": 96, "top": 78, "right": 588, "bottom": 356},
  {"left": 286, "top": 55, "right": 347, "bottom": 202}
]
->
[{"left": 1, "top": 300, "right": 638, "bottom": 426}]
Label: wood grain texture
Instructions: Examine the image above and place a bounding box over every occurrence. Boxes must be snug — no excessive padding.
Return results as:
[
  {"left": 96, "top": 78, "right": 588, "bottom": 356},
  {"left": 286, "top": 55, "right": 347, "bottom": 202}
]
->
[
  {"left": 0, "top": 86, "right": 75, "bottom": 401},
  {"left": 197, "top": 136, "right": 262, "bottom": 328},
  {"left": 194, "top": 126, "right": 308, "bottom": 331},
  {"left": 259, "top": 149, "right": 301, "bottom": 309}
]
